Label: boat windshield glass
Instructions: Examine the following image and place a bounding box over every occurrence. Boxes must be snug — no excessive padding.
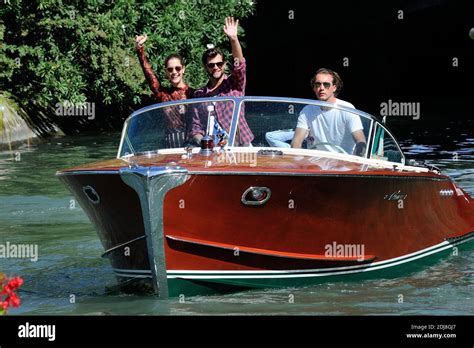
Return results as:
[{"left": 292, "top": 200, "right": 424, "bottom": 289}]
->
[
  {"left": 240, "top": 100, "right": 373, "bottom": 157},
  {"left": 120, "top": 99, "right": 235, "bottom": 156},
  {"left": 118, "top": 97, "right": 403, "bottom": 163}
]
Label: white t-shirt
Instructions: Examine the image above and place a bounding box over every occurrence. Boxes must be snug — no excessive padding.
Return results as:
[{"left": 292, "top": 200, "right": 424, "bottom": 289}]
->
[{"left": 296, "top": 99, "right": 363, "bottom": 153}]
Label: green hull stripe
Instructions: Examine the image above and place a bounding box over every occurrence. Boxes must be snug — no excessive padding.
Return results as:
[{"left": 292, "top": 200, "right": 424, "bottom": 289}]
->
[{"left": 113, "top": 233, "right": 474, "bottom": 280}]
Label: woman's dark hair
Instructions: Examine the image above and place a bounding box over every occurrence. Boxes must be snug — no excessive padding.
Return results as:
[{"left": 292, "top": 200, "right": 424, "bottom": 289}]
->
[
  {"left": 310, "top": 68, "right": 344, "bottom": 96},
  {"left": 201, "top": 47, "right": 225, "bottom": 65},
  {"left": 164, "top": 54, "right": 185, "bottom": 67}
]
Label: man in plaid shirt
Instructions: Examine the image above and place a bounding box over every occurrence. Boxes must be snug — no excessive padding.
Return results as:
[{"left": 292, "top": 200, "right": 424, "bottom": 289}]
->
[{"left": 191, "top": 17, "right": 254, "bottom": 146}]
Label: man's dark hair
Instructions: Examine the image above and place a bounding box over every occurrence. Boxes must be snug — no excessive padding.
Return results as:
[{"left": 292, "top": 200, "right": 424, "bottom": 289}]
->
[
  {"left": 164, "top": 54, "right": 185, "bottom": 67},
  {"left": 310, "top": 68, "right": 344, "bottom": 96},
  {"left": 202, "top": 48, "right": 225, "bottom": 66}
]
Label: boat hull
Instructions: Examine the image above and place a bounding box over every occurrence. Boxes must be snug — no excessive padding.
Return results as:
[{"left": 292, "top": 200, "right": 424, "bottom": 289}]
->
[{"left": 58, "top": 166, "right": 474, "bottom": 296}]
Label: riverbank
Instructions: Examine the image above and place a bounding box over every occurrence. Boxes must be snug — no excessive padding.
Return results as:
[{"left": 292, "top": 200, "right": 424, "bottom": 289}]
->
[
  {"left": 0, "top": 94, "right": 37, "bottom": 150},
  {"left": 0, "top": 93, "right": 67, "bottom": 151}
]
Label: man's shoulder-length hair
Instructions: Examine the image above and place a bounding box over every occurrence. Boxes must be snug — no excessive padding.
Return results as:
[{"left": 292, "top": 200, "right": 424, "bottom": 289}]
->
[{"left": 310, "top": 68, "right": 344, "bottom": 97}]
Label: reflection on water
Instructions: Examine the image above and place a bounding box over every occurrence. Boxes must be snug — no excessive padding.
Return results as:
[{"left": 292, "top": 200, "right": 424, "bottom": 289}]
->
[
  {"left": 396, "top": 118, "right": 474, "bottom": 196},
  {"left": 397, "top": 119, "right": 474, "bottom": 161},
  {"left": 0, "top": 121, "right": 473, "bottom": 315}
]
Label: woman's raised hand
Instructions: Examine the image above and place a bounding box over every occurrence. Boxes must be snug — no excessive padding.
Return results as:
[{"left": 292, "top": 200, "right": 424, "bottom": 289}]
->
[{"left": 135, "top": 34, "right": 148, "bottom": 49}]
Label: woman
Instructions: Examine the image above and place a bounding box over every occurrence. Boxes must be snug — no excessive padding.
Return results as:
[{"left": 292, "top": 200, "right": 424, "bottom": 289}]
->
[{"left": 135, "top": 34, "right": 194, "bottom": 148}]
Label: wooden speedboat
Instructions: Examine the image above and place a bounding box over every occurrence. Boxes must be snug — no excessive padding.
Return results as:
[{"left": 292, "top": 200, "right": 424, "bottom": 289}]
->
[{"left": 57, "top": 97, "right": 474, "bottom": 297}]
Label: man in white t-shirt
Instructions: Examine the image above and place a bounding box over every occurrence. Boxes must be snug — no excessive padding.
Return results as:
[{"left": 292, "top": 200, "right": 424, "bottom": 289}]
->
[{"left": 291, "top": 68, "right": 366, "bottom": 156}]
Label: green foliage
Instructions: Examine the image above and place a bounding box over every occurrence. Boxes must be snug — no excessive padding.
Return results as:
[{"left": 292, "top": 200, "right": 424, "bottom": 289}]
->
[{"left": 0, "top": 0, "right": 255, "bottom": 132}]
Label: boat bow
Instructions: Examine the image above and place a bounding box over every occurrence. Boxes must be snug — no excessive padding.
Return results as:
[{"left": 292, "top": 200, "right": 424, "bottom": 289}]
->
[{"left": 119, "top": 165, "right": 190, "bottom": 298}]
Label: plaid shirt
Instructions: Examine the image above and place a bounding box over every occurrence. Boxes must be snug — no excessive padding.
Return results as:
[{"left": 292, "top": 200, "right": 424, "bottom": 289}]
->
[
  {"left": 136, "top": 46, "right": 194, "bottom": 130},
  {"left": 191, "top": 58, "right": 254, "bottom": 146}
]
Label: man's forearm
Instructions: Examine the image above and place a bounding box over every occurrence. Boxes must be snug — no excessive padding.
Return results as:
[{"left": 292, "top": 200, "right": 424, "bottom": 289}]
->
[
  {"left": 291, "top": 138, "right": 303, "bottom": 148},
  {"left": 229, "top": 37, "right": 244, "bottom": 63},
  {"left": 291, "top": 128, "right": 308, "bottom": 148}
]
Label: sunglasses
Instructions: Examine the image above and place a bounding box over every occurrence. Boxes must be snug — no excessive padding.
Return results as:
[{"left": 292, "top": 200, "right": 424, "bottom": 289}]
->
[
  {"left": 312, "top": 82, "right": 333, "bottom": 89},
  {"left": 166, "top": 66, "right": 183, "bottom": 73},
  {"left": 206, "top": 61, "right": 225, "bottom": 69}
]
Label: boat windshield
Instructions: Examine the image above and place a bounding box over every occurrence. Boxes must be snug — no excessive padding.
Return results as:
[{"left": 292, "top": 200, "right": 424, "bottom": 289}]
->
[
  {"left": 118, "top": 97, "right": 405, "bottom": 164},
  {"left": 240, "top": 100, "right": 372, "bottom": 156},
  {"left": 119, "top": 99, "right": 235, "bottom": 157}
]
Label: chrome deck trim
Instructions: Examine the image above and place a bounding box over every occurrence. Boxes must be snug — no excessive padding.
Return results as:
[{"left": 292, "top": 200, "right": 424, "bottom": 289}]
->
[
  {"left": 56, "top": 170, "right": 120, "bottom": 176},
  {"left": 186, "top": 171, "right": 450, "bottom": 181},
  {"left": 55, "top": 168, "right": 446, "bottom": 181}
]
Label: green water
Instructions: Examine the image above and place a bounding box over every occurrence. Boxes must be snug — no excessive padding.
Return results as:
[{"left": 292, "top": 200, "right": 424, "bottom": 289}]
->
[{"left": 0, "top": 132, "right": 473, "bottom": 315}]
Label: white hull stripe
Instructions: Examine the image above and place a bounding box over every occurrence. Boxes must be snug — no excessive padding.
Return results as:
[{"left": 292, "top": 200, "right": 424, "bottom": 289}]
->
[{"left": 112, "top": 235, "right": 474, "bottom": 280}]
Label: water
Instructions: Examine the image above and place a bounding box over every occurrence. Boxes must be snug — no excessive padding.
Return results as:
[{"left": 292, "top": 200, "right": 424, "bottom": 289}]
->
[{"left": 1, "top": 120, "right": 473, "bottom": 315}]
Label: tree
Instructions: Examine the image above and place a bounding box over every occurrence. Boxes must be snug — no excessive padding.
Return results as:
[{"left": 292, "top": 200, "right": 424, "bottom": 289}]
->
[{"left": 0, "top": 0, "right": 255, "bottom": 133}]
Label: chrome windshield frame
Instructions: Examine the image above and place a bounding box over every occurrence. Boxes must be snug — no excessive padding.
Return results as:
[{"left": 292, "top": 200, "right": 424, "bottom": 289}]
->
[
  {"left": 117, "top": 96, "right": 405, "bottom": 164},
  {"left": 368, "top": 119, "right": 406, "bottom": 165}
]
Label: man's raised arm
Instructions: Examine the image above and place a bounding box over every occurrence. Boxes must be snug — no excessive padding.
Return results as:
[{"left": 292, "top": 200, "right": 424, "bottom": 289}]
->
[{"left": 224, "top": 16, "right": 244, "bottom": 64}]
